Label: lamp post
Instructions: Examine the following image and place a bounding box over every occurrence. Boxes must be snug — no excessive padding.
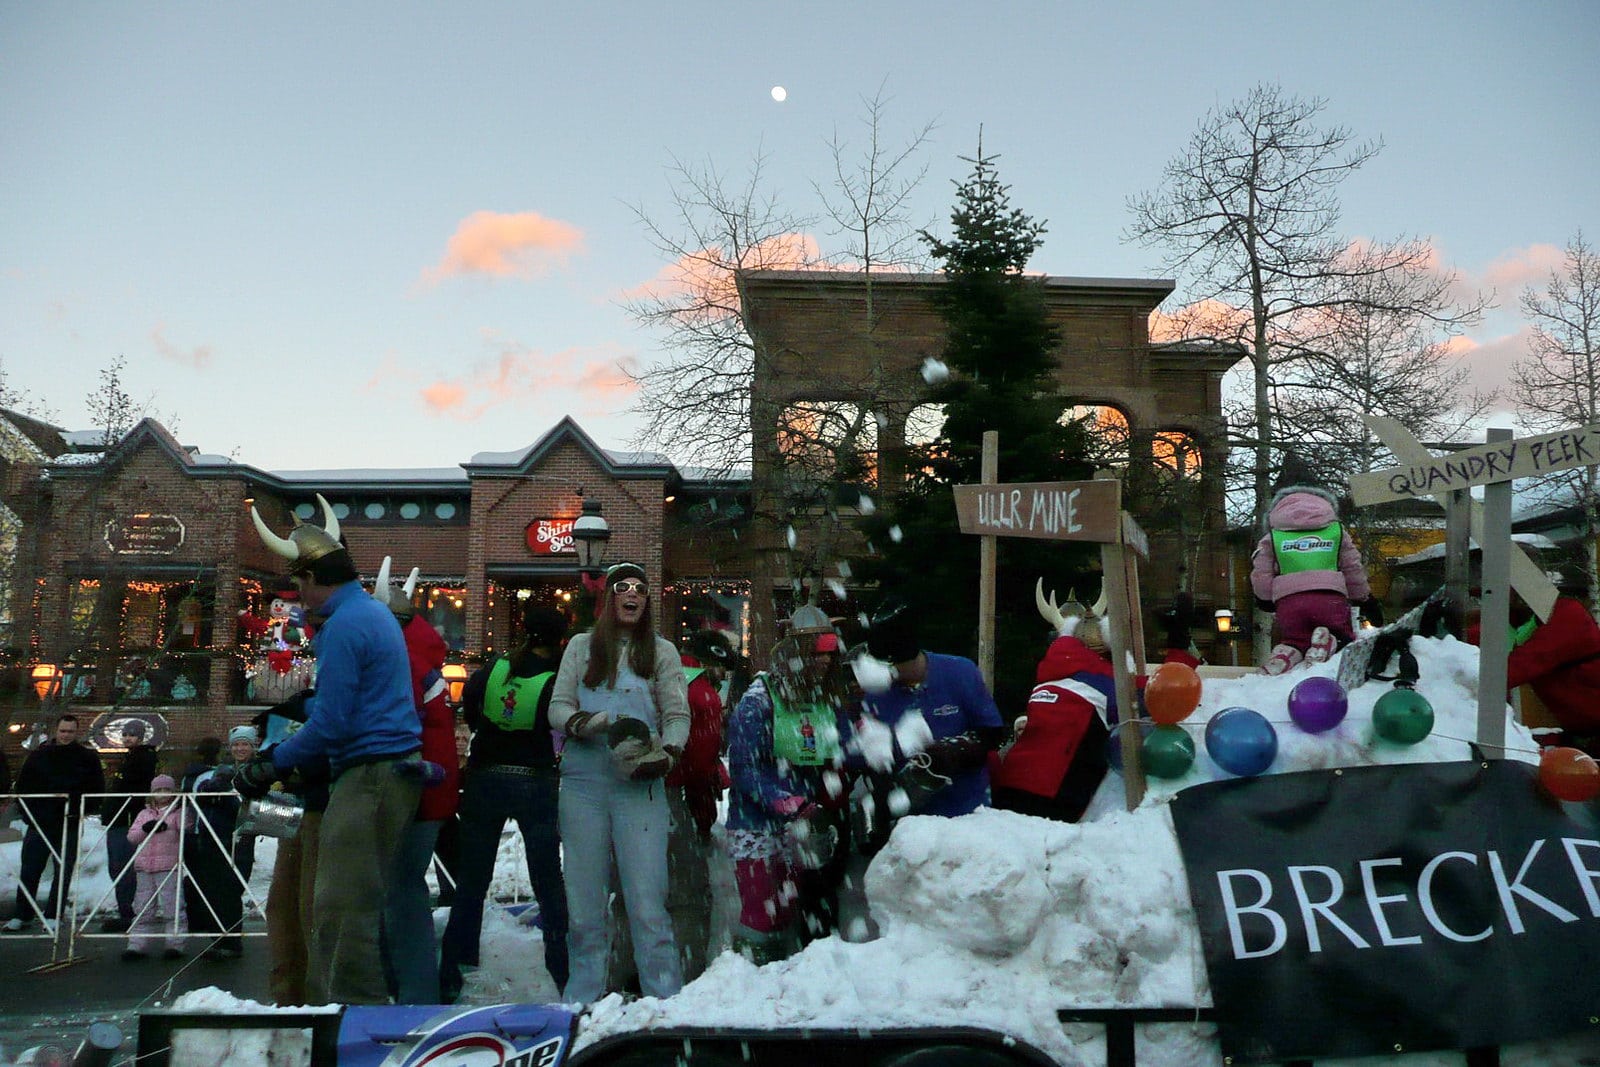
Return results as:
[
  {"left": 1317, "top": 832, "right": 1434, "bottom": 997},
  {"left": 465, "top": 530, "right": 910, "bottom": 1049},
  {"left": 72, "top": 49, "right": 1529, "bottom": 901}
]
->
[
  {"left": 571, "top": 497, "right": 611, "bottom": 597},
  {"left": 1214, "top": 609, "right": 1237, "bottom": 667},
  {"left": 30, "top": 663, "right": 62, "bottom": 703}
]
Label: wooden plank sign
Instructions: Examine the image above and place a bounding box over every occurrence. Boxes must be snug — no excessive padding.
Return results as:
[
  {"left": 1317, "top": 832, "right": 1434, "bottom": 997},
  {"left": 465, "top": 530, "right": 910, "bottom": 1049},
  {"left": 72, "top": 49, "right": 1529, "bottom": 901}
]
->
[
  {"left": 1349, "top": 423, "right": 1600, "bottom": 506},
  {"left": 952, "top": 480, "right": 1121, "bottom": 543}
]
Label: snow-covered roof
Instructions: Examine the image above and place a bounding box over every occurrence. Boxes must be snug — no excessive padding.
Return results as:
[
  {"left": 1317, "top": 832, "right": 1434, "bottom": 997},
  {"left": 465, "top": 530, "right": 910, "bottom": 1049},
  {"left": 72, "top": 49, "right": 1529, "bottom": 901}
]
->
[
  {"left": 60, "top": 428, "right": 108, "bottom": 448},
  {"left": 1390, "top": 531, "right": 1557, "bottom": 566},
  {"left": 267, "top": 466, "right": 468, "bottom": 484}
]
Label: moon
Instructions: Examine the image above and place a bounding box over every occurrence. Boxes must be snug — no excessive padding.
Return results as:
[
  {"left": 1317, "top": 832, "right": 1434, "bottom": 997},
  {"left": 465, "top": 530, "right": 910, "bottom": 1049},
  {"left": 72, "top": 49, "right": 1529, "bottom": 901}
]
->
[{"left": 771, "top": 86, "right": 787, "bottom": 103}]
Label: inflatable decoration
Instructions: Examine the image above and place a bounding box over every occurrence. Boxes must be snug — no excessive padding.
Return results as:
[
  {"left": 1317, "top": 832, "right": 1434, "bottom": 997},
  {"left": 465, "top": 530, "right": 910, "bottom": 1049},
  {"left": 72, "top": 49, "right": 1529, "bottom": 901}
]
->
[
  {"left": 1145, "top": 662, "right": 1203, "bottom": 725},
  {"left": 1539, "top": 746, "right": 1600, "bottom": 803},
  {"left": 1143, "top": 724, "right": 1196, "bottom": 780},
  {"left": 1204, "top": 707, "right": 1278, "bottom": 777},
  {"left": 1105, "top": 720, "right": 1154, "bottom": 773},
  {"left": 1287, "top": 676, "right": 1348, "bottom": 734},
  {"left": 1372, "top": 687, "right": 1435, "bottom": 745}
]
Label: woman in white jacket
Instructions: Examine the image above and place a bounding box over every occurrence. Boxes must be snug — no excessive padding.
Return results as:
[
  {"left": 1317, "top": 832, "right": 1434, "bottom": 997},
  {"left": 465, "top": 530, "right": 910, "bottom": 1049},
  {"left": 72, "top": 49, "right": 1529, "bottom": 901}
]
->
[{"left": 549, "top": 562, "right": 690, "bottom": 1003}]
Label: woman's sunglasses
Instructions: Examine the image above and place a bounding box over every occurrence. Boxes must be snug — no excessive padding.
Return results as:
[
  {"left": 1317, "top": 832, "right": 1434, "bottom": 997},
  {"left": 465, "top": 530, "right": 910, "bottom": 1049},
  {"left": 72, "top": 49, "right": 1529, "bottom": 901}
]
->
[{"left": 611, "top": 580, "right": 648, "bottom": 595}]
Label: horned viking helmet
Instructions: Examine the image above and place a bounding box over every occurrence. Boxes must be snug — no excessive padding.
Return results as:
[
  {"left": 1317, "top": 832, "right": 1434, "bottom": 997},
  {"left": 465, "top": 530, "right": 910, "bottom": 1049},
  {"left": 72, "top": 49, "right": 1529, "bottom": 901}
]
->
[
  {"left": 251, "top": 494, "right": 345, "bottom": 575},
  {"left": 1036, "top": 577, "right": 1110, "bottom": 654},
  {"left": 371, "top": 556, "right": 421, "bottom": 620}
]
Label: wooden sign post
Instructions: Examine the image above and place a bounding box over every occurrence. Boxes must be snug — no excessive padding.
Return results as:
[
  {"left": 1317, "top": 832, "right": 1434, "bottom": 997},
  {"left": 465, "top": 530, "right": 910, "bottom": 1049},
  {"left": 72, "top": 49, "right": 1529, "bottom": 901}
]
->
[
  {"left": 954, "top": 471, "right": 1152, "bottom": 809},
  {"left": 1352, "top": 416, "right": 1580, "bottom": 753}
]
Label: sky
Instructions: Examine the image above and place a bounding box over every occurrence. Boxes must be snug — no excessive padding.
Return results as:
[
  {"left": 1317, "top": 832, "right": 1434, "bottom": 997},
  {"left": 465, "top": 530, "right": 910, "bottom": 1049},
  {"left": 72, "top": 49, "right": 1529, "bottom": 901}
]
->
[
  {"left": 2, "top": 2, "right": 1597, "bottom": 472},
  {"left": 8, "top": 637, "right": 1596, "bottom": 1064}
]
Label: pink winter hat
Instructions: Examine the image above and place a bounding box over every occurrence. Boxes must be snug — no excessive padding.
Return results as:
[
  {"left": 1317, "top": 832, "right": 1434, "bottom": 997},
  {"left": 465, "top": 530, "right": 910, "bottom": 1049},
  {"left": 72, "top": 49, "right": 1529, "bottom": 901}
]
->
[{"left": 151, "top": 774, "right": 177, "bottom": 792}]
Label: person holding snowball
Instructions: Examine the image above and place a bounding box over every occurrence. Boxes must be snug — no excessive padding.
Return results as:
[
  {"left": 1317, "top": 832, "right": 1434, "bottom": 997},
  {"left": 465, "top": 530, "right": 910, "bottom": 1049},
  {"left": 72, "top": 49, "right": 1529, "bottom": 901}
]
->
[{"left": 725, "top": 605, "right": 856, "bottom": 965}]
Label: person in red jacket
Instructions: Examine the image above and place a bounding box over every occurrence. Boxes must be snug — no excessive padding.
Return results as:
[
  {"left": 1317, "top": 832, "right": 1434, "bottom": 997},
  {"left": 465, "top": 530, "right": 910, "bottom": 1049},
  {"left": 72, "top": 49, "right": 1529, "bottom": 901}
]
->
[
  {"left": 1508, "top": 593, "right": 1600, "bottom": 745},
  {"left": 994, "top": 585, "right": 1202, "bottom": 823},
  {"left": 373, "top": 558, "right": 460, "bottom": 1003}
]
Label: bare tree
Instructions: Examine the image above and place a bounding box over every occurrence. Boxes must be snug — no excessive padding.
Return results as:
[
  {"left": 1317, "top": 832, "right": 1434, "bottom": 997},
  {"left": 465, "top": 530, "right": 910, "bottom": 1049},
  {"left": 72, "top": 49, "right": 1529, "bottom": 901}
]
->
[
  {"left": 1127, "top": 84, "right": 1487, "bottom": 527},
  {"left": 625, "top": 150, "right": 818, "bottom": 476},
  {"left": 1510, "top": 231, "right": 1600, "bottom": 602},
  {"left": 625, "top": 90, "right": 936, "bottom": 604},
  {"left": 0, "top": 357, "right": 58, "bottom": 422}
]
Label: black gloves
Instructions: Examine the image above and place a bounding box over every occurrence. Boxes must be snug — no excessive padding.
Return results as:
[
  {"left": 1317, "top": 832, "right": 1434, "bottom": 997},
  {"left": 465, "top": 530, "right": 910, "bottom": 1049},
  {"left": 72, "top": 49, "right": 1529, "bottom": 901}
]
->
[
  {"left": 235, "top": 754, "right": 280, "bottom": 799},
  {"left": 139, "top": 819, "right": 168, "bottom": 834},
  {"left": 1359, "top": 597, "right": 1385, "bottom": 628},
  {"left": 1254, "top": 597, "right": 1275, "bottom": 614},
  {"left": 923, "top": 730, "right": 998, "bottom": 778}
]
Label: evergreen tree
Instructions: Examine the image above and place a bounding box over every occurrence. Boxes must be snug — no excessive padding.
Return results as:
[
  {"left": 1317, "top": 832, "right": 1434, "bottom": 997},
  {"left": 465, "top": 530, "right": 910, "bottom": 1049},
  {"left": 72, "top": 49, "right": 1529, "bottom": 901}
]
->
[{"left": 855, "top": 142, "right": 1097, "bottom": 716}]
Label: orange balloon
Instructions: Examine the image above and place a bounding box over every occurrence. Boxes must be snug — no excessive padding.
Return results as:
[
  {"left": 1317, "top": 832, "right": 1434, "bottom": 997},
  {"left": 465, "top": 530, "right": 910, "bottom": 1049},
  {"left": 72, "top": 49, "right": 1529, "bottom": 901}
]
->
[
  {"left": 1540, "top": 747, "right": 1600, "bottom": 803},
  {"left": 1144, "top": 662, "right": 1203, "bottom": 725}
]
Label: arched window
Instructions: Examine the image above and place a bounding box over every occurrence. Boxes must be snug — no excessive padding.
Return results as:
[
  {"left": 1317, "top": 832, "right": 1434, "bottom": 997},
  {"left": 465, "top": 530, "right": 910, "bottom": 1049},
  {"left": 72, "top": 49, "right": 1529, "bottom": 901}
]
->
[{"left": 776, "top": 400, "right": 879, "bottom": 487}]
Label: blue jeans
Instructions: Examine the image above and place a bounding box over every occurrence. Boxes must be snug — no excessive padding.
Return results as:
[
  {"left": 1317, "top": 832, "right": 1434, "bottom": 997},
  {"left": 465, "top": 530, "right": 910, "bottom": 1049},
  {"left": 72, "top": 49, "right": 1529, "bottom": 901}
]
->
[
  {"left": 440, "top": 768, "right": 568, "bottom": 999},
  {"left": 105, "top": 827, "right": 137, "bottom": 921},
  {"left": 382, "top": 818, "right": 442, "bottom": 1003}
]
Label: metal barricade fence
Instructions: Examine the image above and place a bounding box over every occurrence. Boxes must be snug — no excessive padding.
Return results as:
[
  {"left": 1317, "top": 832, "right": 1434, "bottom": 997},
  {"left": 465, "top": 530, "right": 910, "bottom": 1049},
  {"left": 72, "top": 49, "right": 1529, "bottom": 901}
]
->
[
  {"left": 2, "top": 791, "right": 268, "bottom": 963},
  {"left": 0, "top": 792, "right": 71, "bottom": 938}
]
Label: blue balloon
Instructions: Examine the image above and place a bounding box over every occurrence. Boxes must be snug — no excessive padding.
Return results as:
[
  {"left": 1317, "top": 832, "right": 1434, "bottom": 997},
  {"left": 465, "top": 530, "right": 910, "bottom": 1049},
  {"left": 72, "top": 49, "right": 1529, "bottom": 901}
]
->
[
  {"left": 1105, "top": 720, "right": 1154, "bottom": 773},
  {"left": 1204, "top": 706, "right": 1279, "bottom": 777}
]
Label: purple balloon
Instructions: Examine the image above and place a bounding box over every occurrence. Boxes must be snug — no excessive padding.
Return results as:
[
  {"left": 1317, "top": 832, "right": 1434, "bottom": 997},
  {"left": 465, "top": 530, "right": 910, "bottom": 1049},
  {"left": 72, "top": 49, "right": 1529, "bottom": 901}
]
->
[{"left": 1287, "top": 676, "right": 1348, "bottom": 733}]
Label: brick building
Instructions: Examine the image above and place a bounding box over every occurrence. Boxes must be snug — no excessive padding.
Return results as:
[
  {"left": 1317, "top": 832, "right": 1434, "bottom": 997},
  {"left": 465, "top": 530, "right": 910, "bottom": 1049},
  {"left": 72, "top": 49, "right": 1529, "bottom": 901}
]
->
[
  {"left": 2, "top": 416, "right": 752, "bottom": 761},
  {"left": 2, "top": 268, "right": 1249, "bottom": 762}
]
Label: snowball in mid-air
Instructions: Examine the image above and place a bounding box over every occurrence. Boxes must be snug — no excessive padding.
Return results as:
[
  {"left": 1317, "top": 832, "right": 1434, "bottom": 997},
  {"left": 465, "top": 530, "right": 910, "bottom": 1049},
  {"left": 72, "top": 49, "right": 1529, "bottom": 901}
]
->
[
  {"left": 920, "top": 357, "right": 950, "bottom": 384},
  {"left": 771, "top": 86, "right": 787, "bottom": 102}
]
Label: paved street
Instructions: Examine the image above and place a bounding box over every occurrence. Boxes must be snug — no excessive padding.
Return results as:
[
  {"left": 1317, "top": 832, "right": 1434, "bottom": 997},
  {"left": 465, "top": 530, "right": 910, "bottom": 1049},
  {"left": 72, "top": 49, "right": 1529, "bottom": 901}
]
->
[{"left": 0, "top": 922, "right": 271, "bottom": 1061}]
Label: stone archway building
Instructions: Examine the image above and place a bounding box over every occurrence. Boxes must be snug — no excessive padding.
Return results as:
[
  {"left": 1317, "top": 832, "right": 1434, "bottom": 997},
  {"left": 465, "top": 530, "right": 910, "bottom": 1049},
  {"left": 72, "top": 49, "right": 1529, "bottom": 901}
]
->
[{"left": 739, "top": 269, "right": 1243, "bottom": 652}]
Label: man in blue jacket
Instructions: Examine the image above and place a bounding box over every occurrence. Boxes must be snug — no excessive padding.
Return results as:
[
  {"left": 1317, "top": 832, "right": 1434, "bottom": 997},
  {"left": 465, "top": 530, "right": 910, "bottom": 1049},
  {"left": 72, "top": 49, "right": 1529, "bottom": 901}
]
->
[{"left": 240, "top": 496, "right": 421, "bottom": 1005}]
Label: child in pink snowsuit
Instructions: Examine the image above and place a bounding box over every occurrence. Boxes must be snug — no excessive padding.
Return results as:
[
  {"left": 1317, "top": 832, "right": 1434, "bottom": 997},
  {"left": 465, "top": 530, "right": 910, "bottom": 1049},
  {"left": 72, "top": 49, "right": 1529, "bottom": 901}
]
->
[
  {"left": 124, "top": 774, "right": 190, "bottom": 960},
  {"left": 1250, "top": 485, "right": 1371, "bottom": 675}
]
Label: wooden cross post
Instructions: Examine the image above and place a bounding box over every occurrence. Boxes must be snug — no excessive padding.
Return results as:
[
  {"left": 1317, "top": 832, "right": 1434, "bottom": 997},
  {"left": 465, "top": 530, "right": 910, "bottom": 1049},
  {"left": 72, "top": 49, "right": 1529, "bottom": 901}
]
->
[
  {"left": 1350, "top": 416, "right": 1588, "bottom": 752},
  {"left": 954, "top": 472, "right": 1152, "bottom": 809}
]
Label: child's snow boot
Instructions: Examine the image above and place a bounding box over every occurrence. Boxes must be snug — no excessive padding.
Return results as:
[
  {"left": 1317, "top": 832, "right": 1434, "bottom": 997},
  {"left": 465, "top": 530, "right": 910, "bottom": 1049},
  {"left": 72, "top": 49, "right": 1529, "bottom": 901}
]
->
[
  {"left": 1305, "top": 626, "right": 1338, "bottom": 664},
  {"left": 1262, "top": 644, "right": 1304, "bottom": 676}
]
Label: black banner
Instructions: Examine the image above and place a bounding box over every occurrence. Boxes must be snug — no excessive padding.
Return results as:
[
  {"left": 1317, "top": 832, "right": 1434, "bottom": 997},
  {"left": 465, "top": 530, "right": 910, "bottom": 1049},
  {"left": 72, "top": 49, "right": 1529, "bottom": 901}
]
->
[{"left": 1170, "top": 760, "right": 1600, "bottom": 1063}]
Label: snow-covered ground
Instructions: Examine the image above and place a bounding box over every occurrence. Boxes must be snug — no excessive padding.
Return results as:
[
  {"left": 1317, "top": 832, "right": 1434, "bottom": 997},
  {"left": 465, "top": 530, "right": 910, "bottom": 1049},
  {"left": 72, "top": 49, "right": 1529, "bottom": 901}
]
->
[{"left": 5, "top": 633, "right": 1599, "bottom": 1065}]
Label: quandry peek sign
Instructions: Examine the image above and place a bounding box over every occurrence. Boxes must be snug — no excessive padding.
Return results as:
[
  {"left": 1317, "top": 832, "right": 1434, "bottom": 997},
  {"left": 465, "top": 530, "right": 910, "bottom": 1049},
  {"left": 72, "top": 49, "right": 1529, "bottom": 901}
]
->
[{"left": 1170, "top": 761, "right": 1600, "bottom": 1063}]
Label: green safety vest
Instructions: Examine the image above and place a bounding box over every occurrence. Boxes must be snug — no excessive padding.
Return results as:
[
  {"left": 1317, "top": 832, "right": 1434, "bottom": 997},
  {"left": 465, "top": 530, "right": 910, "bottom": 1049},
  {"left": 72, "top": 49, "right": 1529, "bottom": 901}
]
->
[
  {"left": 482, "top": 658, "right": 555, "bottom": 732},
  {"left": 769, "top": 680, "right": 840, "bottom": 767},
  {"left": 1272, "top": 522, "right": 1342, "bottom": 574}
]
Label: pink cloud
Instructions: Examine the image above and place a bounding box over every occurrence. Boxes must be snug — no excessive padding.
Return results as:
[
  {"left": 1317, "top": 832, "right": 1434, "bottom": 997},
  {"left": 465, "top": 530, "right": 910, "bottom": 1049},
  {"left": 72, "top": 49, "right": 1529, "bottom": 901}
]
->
[
  {"left": 150, "top": 323, "right": 213, "bottom": 369},
  {"left": 618, "top": 232, "right": 825, "bottom": 309},
  {"left": 420, "top": 210, "right": 584, "bottom": 284},
  {"left": 1481, "top": 244, "right": 1567, "bottom": 294},
  {"left": 1443, "top": 327, "right": 1534, "bottom": 403},
  {"left": 415, "top": 334, "right": 635, "bottom": 420}
]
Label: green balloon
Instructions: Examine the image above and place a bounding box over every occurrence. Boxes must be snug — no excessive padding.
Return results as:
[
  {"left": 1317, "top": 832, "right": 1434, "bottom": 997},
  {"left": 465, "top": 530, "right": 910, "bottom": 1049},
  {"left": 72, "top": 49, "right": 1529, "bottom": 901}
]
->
[
  {"left": 1373, "top": 687, "right": 1435, "bottom": 745},
  {"left": 1143, "top": 724, "right": 1196, "bottom": 779}
]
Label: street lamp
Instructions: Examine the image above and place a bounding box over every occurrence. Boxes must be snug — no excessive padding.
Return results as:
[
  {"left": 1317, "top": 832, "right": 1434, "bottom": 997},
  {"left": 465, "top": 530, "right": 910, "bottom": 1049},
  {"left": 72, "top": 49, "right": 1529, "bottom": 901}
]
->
[
  {"left": 30, "top": 663, "right": 61, "bottom": 703},
  {"left": 1214, "top": 608, "right": 1239, "bottom": 667},
  {"left": 571, "top": 497, "right": 611, "bottom": 595}
]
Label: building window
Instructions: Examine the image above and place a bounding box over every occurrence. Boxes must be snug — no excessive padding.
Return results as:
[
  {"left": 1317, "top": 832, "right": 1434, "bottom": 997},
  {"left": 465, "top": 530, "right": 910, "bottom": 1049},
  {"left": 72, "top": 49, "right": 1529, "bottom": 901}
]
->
[
  {"left": 400, "top": 502, "right": 421, "bottom": 519},
  {"left": 294, "top": 502, "right": 315, "bottom": 520},
  {"left": 435, "top": 502, "right": 457, "bottom": 520},
  {"left": 332, "top": 502, "right": 351, "bottom": 520},
  {"left": 365, "top": 502, "right": 386, "bottom": 520}
]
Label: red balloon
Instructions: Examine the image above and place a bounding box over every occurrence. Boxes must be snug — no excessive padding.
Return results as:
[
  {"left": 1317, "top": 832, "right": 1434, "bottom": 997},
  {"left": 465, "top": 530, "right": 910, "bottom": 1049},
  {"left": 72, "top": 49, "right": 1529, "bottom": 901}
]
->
[
  {"left": 1539, "top": 747, "right": 1600, "bottom": 803},
  {"left": 1145, "top": 662, "right": 1203, "bottom": 725}
]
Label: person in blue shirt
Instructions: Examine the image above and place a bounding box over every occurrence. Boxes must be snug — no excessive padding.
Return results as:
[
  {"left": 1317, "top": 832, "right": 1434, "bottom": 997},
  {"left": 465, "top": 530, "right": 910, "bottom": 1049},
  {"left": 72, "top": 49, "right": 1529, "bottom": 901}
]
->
[
  {"left": 238, "top": 495, "right": 422, "bottom": 1005},
  {"left": 857, "top": 597, "right": 1006, "bottom": 819}
]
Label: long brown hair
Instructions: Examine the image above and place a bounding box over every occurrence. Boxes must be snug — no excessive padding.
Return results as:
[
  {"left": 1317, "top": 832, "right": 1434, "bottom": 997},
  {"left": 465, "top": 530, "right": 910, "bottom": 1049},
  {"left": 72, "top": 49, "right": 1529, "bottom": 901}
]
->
[{"left": 582, "top": 586, "right": 659, "bottom": 688}]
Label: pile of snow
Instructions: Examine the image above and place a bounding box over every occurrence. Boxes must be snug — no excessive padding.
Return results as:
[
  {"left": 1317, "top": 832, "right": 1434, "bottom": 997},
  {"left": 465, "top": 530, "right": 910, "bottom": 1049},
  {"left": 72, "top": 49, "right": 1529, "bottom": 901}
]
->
[{"left": 577, "top": 635, "right": 1595, "bottom": 1066}]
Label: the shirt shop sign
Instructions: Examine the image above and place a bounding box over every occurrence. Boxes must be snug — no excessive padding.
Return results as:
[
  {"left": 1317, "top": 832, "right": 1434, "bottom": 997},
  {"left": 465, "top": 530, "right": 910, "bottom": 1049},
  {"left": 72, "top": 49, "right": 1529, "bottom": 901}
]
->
[
  {"left": 1170, "top": 760, "right": 1600, "bottom": 1062},
  {"left": 103, "top": 513, "right": 186, "bottom": 555},
  {"left": 525, "top": 517, "right": 576, "bottom": 556}
]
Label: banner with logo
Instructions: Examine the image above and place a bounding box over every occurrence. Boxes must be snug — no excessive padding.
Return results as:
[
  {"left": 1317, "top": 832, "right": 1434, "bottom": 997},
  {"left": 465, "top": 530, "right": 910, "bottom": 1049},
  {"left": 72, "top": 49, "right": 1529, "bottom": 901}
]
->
[
  {"left": 1170, "top": 760, "right": 1600, "bottom": 1063},
  {"left": 339, "top": 1004, "right": 574, "bottom": 1067}
]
